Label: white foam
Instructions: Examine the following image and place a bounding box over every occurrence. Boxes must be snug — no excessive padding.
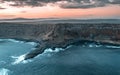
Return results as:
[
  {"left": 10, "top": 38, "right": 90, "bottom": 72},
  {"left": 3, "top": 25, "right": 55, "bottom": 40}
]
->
[
  {"left": 106, "top": 46, "right": 120, "bottom": 49},
  {"left": 0, "top": 39, "right": 25, "bottom": 43},
  {"left": 38, "top": 46, "right": 72, "bottom": 57},
  {"left": 11, "top": 46, "right": 73, "bottom": 63},
  {"left": 0, "top": 68, "right": 10, "bottom": 75},
  {"left": 43, "top": 48, "right": 64, "bottom": 54},
  {"left": 26, "top": 42, "right": 38, "bottom": 46},
  {"left": 7, "top": 39, "right": 24, "bottom": 43},
  {"left": 0, "top": 39, "right": 38, "bottom": 46},
  {"left": 89, "top": 44, "right": 94, "bottom": 47},
  {"left": 11, "top": 54, "right": 31, "bottom": 65},
  {"left": 88, "top": 44, "right": 102, "bottom": 48},
  {"left": 35, "top": 48, "right": 65, "bottom": 58}
]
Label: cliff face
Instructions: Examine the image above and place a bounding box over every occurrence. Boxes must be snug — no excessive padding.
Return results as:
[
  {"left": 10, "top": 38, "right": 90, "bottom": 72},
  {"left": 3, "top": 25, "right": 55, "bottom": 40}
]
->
[
  {"left": 0, "top": 22, "right": 120, "bottom": 59},
  {"left": 0, "top": 23, "right": 54, "bottom": 41},
  {"left": 43, "top": 23, "right": 120, "bottom": 44}
]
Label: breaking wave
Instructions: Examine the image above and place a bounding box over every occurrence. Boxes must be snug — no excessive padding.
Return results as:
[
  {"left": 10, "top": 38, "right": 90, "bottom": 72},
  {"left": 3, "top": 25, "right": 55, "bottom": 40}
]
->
[
  {"left": 0, "top": 39, "right": 38, "bottom": 46},
  {"left": 7, "top": 39, "right": 24, "bottom": 43},
  {"left": 82, "top": 43, "right": 120, "bottom": 49},
  {"left": 43, "top": 45, "right": 72, "bottom": 54},
  {"left": 35, "top": 46, "right": 73, "bottom": 58},
  {"left": 105, "top": 45, "right": 120, "bottom": 49},
  {"left": 11, "top": 54, "right": 32, "bottom": 65},
  {"left": 11, "top": 48, "right": 65, "bottom": 64},
  {"left": 25, "top": 42, "right": 38, "bottom": 46},
  {"left": 0, "top": 68, "right": 10, "bottom": 75},
  {"left": 43, "top": 48, "right": 64, "bottom": 53},
  {"left": 11, "top": 47, "right": 67, "bottom": 65},
  {"left": 0, "top": 39, "right": 24, "bottom": 43}
]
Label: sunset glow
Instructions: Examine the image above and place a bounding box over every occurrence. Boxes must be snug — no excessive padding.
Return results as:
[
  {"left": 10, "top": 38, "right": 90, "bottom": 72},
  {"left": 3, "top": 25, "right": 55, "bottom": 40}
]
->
[{"left": 0, "top": 1, "right": 120, "bottom": 19}]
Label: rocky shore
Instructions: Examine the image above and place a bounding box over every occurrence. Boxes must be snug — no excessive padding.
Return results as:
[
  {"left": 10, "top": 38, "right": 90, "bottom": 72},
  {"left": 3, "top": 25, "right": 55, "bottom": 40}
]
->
[{"left": 0, "top": 22, "right": 120, "bottom": 59}]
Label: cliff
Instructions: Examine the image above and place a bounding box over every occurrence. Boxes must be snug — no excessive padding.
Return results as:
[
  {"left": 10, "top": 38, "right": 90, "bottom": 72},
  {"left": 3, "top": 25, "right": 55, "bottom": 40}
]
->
[{"left": 0, "top": 22, "right": 120, "bottom": 59}]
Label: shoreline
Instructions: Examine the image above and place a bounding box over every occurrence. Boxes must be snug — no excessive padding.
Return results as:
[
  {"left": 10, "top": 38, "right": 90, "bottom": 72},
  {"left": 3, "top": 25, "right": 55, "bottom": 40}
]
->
[
  {"left": 0, "top": 38, "right": 120, "bottom": 60},
  {"left": 24, "top": 39, "right": 120, "bottom": 60},
  {"left": 0, "top": 22, "right": 120, "bottom": 60}
]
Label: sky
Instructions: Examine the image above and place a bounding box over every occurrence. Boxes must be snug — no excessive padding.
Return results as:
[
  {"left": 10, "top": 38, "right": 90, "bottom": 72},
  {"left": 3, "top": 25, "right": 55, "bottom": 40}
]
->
[{"left": 0, "top": 0, "right": 120, "bottom": 19}]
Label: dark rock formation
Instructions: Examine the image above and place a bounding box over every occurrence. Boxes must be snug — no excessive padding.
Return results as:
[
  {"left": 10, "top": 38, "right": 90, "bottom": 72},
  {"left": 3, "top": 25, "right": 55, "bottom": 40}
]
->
[{"left": 0, "top": 22, "right": 120, "bottom": 59}]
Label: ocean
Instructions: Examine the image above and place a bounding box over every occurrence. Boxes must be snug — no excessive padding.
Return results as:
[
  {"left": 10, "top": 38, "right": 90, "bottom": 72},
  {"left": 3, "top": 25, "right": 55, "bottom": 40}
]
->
[{"left": 0, "top": 39, "right": 120, "bottom": 75}]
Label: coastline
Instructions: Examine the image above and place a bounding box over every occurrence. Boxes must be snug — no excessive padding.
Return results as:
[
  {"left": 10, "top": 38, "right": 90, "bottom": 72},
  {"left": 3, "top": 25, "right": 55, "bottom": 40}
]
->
[{"left": 0, "top": 22, "right": 120, "bottom": 60}]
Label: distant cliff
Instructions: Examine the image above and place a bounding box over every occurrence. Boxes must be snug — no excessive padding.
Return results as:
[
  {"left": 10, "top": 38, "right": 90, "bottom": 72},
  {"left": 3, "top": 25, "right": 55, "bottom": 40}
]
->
[{"left": 0, "top": 22, "right": 120, "bottom": 59}]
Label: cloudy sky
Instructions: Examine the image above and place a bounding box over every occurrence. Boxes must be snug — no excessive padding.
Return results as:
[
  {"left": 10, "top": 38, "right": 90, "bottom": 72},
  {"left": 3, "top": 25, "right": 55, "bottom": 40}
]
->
[{"left": 0, "top": 0, "right": 120, "bottom": 19}]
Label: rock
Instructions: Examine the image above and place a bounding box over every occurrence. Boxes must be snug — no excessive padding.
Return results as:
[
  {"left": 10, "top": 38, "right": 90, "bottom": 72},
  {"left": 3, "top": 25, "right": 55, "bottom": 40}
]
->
[
  {"left": 24, "top": 43, "right": 46, "bottom": 60},
  {"left": 0, "top": 22, "right": 120, "bottom": 60}
]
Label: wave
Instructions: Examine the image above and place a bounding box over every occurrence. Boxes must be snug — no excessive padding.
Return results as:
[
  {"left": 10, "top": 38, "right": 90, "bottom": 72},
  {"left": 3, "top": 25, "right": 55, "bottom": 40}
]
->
[
  {"left": 105, "top": 45, "right": 120, "bottom": 49},
  {"left": 35, "top": 46, "right": 72, "bottom": 58},
  {"left": 0, "top": 68, "right": 10, "bottom": 75},
  {"left": 81, "top": 43, "right": 120, "bottom": 49},
  {"left": 0, "top": 39, "right": 38, "bottom": 46},
  {"left": 11, "top": 47, "right": 66, "bottom": 64},
  {"left": 10, "top": 48, "right": 62, "bottom": 65},
  {"left": 25, "top": 42, "right": 38, "bottom": 46},
  {"left": 0, "top": 61, "right": 6, "bottom": 64},
  {"left": 7, "top": 39, "right": 38, "bottom": 46},
  {"left": 7, "top": 39, "right": 25, "bottom": 43},
  {"left": 11, "top": 54, "right": 32, "bottom": 65},
  {"left": 43, "top": 45, "right": 72, "bottom": 54},
  {"left": 0, "top": 39, "right": 25, "bottom": 44},
  {"left": 43, "top": 48, "right": 64, "bottom": 53}
]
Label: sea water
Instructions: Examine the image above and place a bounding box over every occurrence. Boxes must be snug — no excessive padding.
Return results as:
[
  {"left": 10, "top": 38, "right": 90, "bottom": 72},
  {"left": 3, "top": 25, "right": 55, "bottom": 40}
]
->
[{"left": 0, "top": 39, "right": 120, "bottom": 75}]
